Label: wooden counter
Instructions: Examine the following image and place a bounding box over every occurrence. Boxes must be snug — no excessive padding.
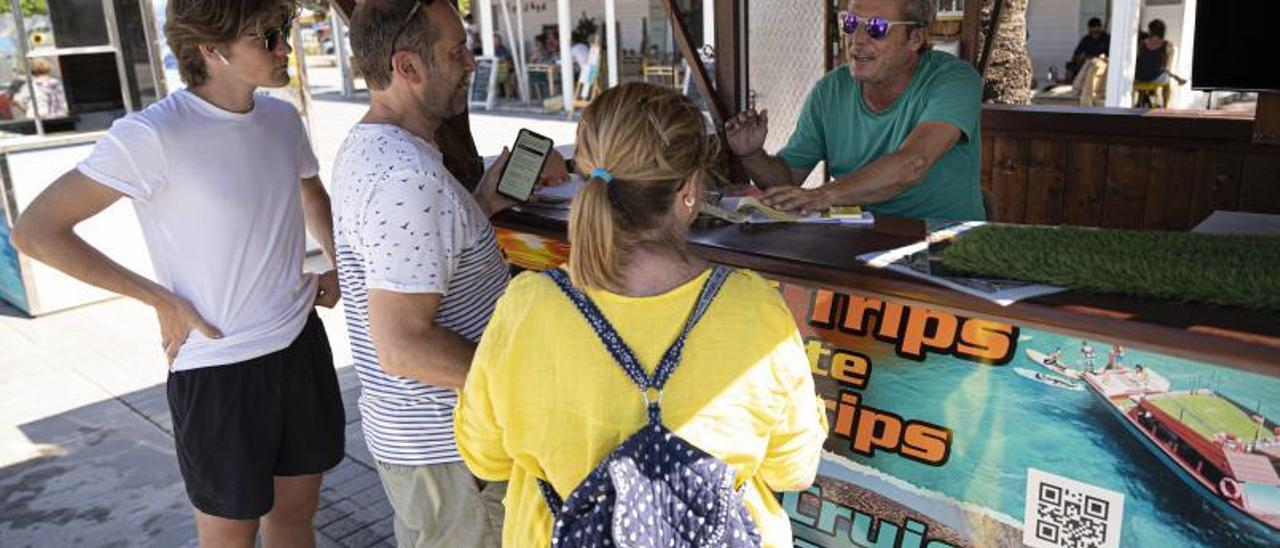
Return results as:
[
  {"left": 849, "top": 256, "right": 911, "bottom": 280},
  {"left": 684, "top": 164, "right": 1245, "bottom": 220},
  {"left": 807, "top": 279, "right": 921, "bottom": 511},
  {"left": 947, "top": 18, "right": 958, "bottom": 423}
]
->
[{"left": 494, "top": 204, "right": 1280, "bottom": 375}]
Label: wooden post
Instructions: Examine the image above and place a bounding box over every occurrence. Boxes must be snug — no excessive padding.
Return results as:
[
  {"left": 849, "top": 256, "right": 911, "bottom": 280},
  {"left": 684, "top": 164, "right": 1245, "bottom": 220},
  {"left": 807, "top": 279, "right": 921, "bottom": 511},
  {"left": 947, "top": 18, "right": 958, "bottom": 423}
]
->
[
  {"left": 659, "top": 0, "right": 747, "bottom": 184},
  {"left": 713, "top": 0, "right": 746, "bottom": 116},
  {"left": 960, "top": 0, "right": 983, "bottom": 67},
  {"left": 1255, "top": 93, "right": 1280, "bottom": 146},
  {"left": 658, "top": 0, "right": 729, "bottom": 126},
  {"left": 825, "top": 0, "right": 838, "bottom": 72}
]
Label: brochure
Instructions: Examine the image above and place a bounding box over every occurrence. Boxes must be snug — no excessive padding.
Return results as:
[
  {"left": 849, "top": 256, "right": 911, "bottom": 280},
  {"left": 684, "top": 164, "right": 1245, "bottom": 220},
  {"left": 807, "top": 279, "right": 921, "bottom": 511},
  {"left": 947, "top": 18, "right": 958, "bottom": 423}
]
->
[{"left": 858, "top": 221, "right": 1066, "bottom": 306}]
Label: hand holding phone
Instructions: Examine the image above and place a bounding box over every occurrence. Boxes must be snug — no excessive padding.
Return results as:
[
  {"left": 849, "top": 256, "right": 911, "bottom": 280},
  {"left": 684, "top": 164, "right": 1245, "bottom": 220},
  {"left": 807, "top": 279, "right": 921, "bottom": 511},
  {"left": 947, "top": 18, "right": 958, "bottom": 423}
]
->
[{"left": 496, "top": 129, "right": 554, "bottom": 202}]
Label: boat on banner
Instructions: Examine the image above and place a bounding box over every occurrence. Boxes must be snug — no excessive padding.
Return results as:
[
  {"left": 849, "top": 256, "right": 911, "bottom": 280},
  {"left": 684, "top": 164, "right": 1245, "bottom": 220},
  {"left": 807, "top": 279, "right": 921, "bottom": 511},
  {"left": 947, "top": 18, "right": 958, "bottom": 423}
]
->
[{"left": 1083, "top": 365, "right": 1280, "bottom": 534}]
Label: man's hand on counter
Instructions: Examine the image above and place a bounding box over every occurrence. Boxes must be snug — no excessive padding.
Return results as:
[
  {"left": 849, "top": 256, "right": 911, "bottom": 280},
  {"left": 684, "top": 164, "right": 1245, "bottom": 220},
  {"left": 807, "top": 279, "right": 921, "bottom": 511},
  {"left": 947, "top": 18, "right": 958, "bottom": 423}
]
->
[{"left": 760, "top": 185, "right": 834, "bottom": 215}]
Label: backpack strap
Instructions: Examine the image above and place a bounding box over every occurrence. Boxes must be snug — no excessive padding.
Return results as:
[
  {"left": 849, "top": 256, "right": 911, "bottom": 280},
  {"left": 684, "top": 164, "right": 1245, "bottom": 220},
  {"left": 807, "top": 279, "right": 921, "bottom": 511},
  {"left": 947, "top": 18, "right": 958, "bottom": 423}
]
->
[
  {"left": 538, "top": 267, "right": 731, "bottom": 520},
  {"left": 537, "top": 476, "right": 565, "bottom": 520},
  {"left": 544, "top": 267, "right": 649, "bottom": 390},
  {"left": 544, "top": 267, "right": 731, "bottom": 420}
]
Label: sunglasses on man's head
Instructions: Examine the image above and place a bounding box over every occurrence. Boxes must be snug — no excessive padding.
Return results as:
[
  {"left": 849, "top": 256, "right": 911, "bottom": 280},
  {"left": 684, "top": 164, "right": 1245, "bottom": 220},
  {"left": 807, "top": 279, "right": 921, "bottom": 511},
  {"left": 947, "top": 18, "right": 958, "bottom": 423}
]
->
[
  {"left": 389, "top": 0, "right": 437, "bottom": 70},
  {"left": 838, "top": 11, "right": 921, "bottom": 40},
  {"left": 249, "top": 19, "right": 293, "bottom": 52}
]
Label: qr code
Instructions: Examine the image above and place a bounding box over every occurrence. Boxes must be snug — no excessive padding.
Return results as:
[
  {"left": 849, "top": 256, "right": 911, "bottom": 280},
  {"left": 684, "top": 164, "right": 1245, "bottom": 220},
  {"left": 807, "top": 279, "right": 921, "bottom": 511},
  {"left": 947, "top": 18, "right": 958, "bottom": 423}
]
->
[{"left": 1023, "top": 468, "right": 1125, "bottom": 548}]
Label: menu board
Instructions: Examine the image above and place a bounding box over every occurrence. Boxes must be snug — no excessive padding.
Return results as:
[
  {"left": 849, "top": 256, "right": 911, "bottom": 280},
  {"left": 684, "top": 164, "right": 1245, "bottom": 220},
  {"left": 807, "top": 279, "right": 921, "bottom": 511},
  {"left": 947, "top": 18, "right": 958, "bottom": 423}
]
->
[{"left": 470, "top": 56, "right": 498, "bottom": 110}]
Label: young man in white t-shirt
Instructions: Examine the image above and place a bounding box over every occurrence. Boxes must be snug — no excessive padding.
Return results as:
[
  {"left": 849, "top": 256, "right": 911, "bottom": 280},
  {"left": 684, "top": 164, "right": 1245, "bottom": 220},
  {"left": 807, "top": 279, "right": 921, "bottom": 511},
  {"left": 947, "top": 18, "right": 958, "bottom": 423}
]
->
[{"left": 11, "top": 1, "right": 344, "bottom": 546}]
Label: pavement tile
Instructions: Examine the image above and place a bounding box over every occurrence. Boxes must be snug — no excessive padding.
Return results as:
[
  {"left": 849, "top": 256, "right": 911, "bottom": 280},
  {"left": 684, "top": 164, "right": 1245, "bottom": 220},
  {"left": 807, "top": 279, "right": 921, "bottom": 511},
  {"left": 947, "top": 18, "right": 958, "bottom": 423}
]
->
[
  {"left": 321, "top": 512, "right": 373, "bottom": 540},
  {"left": 315, "top": 497, "right": 362, "bottom": 528},
  {"left": 323, "top": 457, "right": 371, "bottom": 488},
  {"left": 338, "top": 525, "right": 392, "bottom": 548}
]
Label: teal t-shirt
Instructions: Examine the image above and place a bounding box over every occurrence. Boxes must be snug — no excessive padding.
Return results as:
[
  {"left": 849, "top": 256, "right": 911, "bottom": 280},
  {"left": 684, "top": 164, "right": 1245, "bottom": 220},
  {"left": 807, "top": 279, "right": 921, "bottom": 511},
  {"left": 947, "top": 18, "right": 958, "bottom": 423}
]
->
[{"left": 779, "top": 51, "right": 986, "bottom": 221}]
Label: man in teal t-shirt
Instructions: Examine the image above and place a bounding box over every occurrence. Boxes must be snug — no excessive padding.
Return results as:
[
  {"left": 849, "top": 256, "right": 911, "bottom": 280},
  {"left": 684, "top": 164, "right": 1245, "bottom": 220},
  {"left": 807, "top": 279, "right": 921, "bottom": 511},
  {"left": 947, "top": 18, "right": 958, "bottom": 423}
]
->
[{"left": 726, "top": 0, "right": 986, "bottom": 221}]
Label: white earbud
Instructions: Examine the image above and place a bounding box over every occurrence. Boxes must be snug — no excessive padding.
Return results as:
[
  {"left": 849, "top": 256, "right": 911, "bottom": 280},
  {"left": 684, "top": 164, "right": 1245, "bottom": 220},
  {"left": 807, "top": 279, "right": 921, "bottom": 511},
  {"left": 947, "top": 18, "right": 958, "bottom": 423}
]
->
[
  {"left": 683, "top": 196, "right": 696, "bottom": 208},
  {"left": 215, "top": 50, "right": 231, "bottom": 66}
]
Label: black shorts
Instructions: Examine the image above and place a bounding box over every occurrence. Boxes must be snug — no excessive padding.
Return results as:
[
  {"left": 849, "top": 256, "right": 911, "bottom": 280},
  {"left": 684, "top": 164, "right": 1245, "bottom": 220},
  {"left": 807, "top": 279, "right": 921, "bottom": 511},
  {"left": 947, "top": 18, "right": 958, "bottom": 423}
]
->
[{"left": 167, "top": 312, "right": 345, "bottom": 519}]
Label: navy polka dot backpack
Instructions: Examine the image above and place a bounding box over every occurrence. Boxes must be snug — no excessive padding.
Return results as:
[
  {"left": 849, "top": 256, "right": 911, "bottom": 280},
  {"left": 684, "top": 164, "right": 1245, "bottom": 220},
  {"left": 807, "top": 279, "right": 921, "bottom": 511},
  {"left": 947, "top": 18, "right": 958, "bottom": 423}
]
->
[{"left": 538, "top": 267, "right": 762, "bottom": 548}]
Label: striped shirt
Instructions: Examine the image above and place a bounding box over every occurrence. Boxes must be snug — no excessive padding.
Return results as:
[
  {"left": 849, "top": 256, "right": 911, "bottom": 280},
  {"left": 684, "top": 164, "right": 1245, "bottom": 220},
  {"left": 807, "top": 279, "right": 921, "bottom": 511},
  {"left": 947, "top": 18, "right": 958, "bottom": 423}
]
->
[{"left": 331, "top": 124, "right": 509, "bottom": 465}]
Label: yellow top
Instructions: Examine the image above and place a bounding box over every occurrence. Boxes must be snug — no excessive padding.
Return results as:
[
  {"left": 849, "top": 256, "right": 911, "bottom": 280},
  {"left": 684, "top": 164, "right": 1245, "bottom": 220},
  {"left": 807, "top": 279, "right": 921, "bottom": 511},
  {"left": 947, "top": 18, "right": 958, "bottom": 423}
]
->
[{"left": 455, "top": 267, "right": 828, "bottom": 547}]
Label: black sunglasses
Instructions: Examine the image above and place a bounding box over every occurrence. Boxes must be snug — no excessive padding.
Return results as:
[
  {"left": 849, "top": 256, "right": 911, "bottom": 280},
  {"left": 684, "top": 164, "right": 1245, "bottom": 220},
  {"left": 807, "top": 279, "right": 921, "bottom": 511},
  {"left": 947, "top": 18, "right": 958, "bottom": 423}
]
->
[
  {"left": 249, "top": 19, "right": 293, "bottom": 52},
  {"left": 389, "top": 0, "right": 437, "bottom": 70}
]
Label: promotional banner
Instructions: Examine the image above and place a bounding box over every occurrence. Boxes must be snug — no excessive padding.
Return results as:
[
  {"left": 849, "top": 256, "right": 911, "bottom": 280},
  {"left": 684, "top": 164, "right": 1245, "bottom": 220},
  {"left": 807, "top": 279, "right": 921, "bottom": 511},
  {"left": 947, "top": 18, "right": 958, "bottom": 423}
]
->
[
  {"left": 776, "top": 281, "right": 1279, "bottom": 548},
  {"left": 494, "top": 229, "right": 1280, "bottom": 547}
]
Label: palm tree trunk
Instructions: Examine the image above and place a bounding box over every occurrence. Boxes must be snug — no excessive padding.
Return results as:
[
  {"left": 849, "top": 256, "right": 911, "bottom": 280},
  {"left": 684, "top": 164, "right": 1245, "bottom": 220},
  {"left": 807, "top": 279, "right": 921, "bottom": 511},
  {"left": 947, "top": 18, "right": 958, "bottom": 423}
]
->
[{"left": 980, "top": 0, "right": 1032, "bottom": 104}]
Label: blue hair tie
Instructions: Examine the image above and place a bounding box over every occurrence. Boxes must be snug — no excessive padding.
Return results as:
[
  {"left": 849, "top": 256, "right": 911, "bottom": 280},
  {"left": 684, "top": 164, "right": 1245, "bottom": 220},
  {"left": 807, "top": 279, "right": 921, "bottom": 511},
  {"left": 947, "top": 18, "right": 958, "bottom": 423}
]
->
[{"left": 590, "top": 167, "right": 613, "bottom": 184}]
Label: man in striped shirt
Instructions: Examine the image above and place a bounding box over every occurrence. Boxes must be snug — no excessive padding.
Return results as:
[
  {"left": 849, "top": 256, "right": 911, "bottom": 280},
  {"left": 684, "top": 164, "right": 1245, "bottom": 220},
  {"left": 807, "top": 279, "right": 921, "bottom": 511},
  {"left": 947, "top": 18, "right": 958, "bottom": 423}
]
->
[{"left": 332, "top": 1, "right": 527, "bottom": 546}]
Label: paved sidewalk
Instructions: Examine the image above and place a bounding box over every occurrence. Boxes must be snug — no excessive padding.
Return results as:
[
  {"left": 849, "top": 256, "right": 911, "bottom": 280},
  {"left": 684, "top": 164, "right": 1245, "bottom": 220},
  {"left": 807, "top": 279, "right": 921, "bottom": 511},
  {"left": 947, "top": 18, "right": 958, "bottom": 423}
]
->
[{"left": 0, "top": 287, "right": 398, "bottom": 547}]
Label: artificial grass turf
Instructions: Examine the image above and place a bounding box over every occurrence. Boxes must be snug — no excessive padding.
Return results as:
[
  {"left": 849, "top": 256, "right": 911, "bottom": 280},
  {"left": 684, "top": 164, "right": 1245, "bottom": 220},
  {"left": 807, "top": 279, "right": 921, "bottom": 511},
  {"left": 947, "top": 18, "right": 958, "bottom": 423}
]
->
[{"left": 939, "top": 225, "right": 1280, "bottom": 311}]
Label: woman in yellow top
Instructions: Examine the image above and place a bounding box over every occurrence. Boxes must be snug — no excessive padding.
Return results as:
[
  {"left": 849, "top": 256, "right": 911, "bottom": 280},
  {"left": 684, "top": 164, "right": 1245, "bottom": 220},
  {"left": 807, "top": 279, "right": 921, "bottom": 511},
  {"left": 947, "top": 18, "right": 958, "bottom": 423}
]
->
[{"left": 454, "top": 82, "right": 828, "bottom": 547}]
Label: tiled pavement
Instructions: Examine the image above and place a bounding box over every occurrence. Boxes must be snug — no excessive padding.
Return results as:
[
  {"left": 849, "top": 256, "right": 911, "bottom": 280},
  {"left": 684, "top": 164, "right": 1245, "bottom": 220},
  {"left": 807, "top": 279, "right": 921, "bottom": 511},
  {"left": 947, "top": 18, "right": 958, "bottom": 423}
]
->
[{"left": 0, "top": 294, "right": 398, "bottom": 547}]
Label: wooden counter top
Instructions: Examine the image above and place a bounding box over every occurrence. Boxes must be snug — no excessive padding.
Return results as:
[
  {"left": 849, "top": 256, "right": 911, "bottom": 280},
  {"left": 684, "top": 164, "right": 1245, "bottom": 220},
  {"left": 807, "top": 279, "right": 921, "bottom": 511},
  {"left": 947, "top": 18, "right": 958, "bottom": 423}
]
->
[{"left": 494, "top": 205, "right": 1280, "bottom": 375}]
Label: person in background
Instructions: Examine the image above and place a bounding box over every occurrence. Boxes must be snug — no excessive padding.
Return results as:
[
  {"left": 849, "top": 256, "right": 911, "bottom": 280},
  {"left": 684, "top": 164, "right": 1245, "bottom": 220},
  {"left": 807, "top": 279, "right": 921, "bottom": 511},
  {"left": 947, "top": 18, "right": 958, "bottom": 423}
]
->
[
  {"left": 544, "top": 32, "right": 560, "bottom": 58},
  {"left": 570, "top": 38, "right": 589, "bottom": 78},
  {"left": 11, "top": 1, "right": 344, "bottom": 546},
  {"left": 1134, "top": 19, "right": 1186, "bottom": 107},
  {"left": 1067, "top": 17, "right": 1109, "bottom": 80},
  {"left": 455, "top": 82, "right": 828, "bottom": 547},
  {"left": 463, "top": 13, "right": 480, "bottom": 54},
  {"left": 725, "top": 0, "right": 986, "bottom": 222},
  {"left": 493, "top": 33, "right": 515, "bottom": 98},
  {"left": 529, "top": 34, "right": 556, "bottom": 63},
  {"left": 13, "top": 57, "right": 68, "bottom": 119}
]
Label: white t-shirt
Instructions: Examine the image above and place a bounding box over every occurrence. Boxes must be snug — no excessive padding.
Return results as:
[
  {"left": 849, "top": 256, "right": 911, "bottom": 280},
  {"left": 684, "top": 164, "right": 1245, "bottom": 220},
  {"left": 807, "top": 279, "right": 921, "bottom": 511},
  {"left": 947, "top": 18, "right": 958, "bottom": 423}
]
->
[
  {"left": 77, "top": 90, "right": 320, "bottom": 371},
  {"left": 571, "top": 43, "right": 590, "bottom": 69},
  {"left": 331, "top": 123, "right": 509, "bottom": 465}
]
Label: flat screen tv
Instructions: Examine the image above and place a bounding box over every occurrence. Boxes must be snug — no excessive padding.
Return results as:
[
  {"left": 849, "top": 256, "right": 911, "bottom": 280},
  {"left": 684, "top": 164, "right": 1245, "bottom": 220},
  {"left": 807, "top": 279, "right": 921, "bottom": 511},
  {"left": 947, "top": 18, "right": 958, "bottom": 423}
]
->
[{"left": 1191, "top": 3, "right": 1279, "bottom": 92}]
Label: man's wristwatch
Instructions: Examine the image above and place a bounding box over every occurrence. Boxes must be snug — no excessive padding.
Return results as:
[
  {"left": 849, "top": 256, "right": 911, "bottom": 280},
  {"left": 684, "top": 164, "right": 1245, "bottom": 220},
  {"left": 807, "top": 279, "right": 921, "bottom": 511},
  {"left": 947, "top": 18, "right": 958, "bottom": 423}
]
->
[{"left": 564, "top": 157, "right": 577, "bottom": 176}]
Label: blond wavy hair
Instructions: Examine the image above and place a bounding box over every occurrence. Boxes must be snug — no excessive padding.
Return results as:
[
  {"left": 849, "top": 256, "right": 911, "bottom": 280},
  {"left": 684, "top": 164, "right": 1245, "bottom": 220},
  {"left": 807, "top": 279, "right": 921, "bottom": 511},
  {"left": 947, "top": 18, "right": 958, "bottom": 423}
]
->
[{"left": 568, "top": 82, "right": 717, "bottom": 291}]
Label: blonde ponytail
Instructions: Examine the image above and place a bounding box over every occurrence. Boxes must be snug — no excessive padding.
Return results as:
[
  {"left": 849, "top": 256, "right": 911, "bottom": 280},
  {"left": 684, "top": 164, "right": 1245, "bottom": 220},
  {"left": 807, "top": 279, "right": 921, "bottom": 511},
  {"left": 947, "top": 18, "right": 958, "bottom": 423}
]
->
[
  {"left": 566, "top": 82, "right": 716, "bottom": 291},
  {"left": 568, "top": 176, "right": 618, "bottom": 289}
]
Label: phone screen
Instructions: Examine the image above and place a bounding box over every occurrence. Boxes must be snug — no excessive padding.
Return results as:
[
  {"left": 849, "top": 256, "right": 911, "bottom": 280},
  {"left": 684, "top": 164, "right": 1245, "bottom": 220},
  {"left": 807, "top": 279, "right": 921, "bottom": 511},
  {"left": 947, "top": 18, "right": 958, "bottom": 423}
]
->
[{"left": 497, "top": 130, "right": 553, "bottom": 202}]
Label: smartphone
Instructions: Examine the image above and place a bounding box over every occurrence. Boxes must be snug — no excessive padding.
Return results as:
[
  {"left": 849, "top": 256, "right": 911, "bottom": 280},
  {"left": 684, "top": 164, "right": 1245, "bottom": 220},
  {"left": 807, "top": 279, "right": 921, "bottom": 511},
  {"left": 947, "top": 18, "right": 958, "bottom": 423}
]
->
[{"left": 496, "top": 129, "right": 554, "bottom": 202}]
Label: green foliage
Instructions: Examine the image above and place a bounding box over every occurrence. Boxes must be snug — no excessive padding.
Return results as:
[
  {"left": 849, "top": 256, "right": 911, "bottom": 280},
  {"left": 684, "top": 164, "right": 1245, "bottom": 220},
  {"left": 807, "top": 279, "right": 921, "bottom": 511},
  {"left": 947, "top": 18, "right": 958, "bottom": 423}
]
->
[
  {"left": 941, "top": 225, "right": 1280, "bottom": 311},
  {"left": 0, "top": 0, "right": 49, "bottom": 16}
]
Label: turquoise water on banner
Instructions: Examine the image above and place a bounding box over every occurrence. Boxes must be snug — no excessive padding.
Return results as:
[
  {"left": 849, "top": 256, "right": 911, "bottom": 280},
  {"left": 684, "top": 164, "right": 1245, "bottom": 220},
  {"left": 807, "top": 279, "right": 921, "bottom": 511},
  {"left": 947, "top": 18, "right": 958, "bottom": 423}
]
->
[{"left": 841, "top": 330, "right": 1280, "bottom": 547}]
